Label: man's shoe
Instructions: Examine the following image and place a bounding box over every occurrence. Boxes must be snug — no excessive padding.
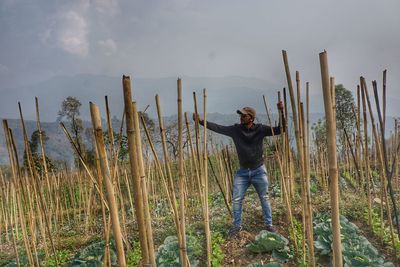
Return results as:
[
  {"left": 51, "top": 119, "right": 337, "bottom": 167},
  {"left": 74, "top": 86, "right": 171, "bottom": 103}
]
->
[
  {"left": 265, "top": 224, "right": 276, "bottom": 232},
  {"left": 228, "top": 225, "right": 242, "bottom": 238}
]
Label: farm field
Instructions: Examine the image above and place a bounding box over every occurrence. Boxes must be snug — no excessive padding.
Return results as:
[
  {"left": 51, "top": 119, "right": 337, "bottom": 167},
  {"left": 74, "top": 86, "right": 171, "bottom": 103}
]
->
[{"left": 0, "top": 51, "right": 399, "bottom": 267}]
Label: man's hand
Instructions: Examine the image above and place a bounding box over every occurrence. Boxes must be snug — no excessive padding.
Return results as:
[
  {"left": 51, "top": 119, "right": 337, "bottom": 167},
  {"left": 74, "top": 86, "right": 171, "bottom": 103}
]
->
[
  {"left": 277, "top": 101, "right": 284, "bottom": 111},
  {"left": 193, "top": 112, "right": 203, "bottom": 123}
]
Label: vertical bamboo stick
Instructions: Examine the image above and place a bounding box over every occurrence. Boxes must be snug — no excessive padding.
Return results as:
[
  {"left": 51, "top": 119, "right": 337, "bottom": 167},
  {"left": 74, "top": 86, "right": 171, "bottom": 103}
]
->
[
  {"left": 122, "top": 75, "right": 149, "bottom": 264},
  {"left": 319, "top": 51, "right": 343, "bottom": 267},
  {"left": 177, "top": 78, "right": 189, "bottom": 267},
  {"left": 132, "top": 102, "right": 156, "bottom": 266},
  {"left": 90, "top": 102, "right": 126, "bottom": 266},
  {"left": 155, "top": 94, "right": 189, "bottom": 266},
  {"left": 201, "top": 88, "right": 212, "bottom": 267}
]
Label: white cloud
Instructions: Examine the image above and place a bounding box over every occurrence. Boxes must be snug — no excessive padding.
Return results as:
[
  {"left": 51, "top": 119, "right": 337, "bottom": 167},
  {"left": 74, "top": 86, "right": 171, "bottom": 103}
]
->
[
  {"left": 57, "top": 11, "right": 89, "bottom": 57},
  {"left": 98, "top": 39, "right": 117, "bottom": 56}
]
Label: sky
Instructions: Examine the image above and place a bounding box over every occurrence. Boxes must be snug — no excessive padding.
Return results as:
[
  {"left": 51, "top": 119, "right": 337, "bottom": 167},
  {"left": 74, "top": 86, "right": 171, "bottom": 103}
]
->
[{"left": 0, "top": 0, "right": 400, "bottom": 118}]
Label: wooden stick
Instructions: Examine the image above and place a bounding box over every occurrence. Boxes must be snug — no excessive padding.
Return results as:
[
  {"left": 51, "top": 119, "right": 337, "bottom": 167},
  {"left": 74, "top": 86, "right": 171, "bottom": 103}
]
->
[
  {"left": 319, "top": 51, "right": 343, "bottom": 267},
  {"left": 132, "top": 101, "right": 156, "bottom": 266},
  {"left": 122, "top": 75, "right": 149, "bottom": 264},
  {"left": 90, "top": 102, "right": 126, "bottom": 266},
  {"left": 177, "top": 79, "right": 189, "bottom": 267}
]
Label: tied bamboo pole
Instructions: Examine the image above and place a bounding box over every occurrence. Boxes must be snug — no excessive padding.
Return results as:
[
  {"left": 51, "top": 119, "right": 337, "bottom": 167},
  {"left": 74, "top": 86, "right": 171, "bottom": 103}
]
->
[
  {"left": 122, "top": 75, "right": 149, "bottom": 263},
  {"left": 18, "top": 102, "right": 58, "bottom": 266},
  {"left": 201, "top": 88, "right": 212, "bottom": 267},
  {"left": 361, "top": 83, "right": 373, "bottom": 227},
  {"left": 132, "top": 102, "right": 156, "bottom": 266},
  {"left": 263, "top": 94, "right": 298, "bottom": 254},
  {"left": 35, "top": 97, "right": 52, "bottom": 232},
  {"left": 155, "top": 94, "right": 189, "bottom": 266},
  {"left": 372, "top": 78, "right": 400, "bottom": 238},
  {"left": 177, "top": 78, "right": 189, "bottom": 267},
  {"left": 90, "top": 102, "right": 126, "bottom": 267},
  {"left": 319, "top": 51, "right": 343, "bottom": 267},
  {"left": 282, "top": 51, "right": 310, "bottom": 261}
]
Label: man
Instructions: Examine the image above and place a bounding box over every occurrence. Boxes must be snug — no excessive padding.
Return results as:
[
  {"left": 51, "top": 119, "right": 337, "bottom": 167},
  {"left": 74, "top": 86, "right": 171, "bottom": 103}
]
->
[{"left": 193, "top": 102, "right": 285, "bottom": 237}]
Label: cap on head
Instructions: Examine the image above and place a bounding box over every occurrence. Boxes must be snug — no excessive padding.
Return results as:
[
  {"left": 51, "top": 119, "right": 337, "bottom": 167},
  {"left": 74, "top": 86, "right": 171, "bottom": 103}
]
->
[{"left": 236, "top": 106, "right": 256, "bottom": 119}]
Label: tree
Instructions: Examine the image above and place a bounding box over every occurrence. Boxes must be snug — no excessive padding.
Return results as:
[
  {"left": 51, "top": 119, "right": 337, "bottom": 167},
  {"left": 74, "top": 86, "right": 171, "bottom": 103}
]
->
[
  {"left": 24, "top": 130, "right": 55, "bottom": 174},
  {"left": 58, "top": 96, "right": 86, "bottom": 169},
  {"left": 312, "top": 118, "right": 327, "bottom": 150},
  {"left": 104, "top": 130, "right": 129, "bottom": 161},
  {"left": 335, "top": 84, "right": 356, "bottom": 132},
  {"left": 335, "top": 84, "right": 356, "bottom": 157}
]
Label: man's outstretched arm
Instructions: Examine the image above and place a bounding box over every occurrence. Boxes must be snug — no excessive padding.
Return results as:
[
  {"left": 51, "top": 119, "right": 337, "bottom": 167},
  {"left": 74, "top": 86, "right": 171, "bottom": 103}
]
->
[{"left": 193, "top": 113, "right": 235, "bottom": 137}]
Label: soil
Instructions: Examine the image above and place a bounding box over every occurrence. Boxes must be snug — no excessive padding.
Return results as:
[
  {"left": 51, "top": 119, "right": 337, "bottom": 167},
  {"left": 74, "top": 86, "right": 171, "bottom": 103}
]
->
[{"left": 221, "top": 196, "right": 297, "bottom": 266}]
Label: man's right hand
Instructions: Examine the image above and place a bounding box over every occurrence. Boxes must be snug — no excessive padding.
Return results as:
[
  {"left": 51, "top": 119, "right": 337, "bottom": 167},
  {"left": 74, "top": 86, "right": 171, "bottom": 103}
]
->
[{"left": 193, "top": 112, "right": 203, "bottom": 123}]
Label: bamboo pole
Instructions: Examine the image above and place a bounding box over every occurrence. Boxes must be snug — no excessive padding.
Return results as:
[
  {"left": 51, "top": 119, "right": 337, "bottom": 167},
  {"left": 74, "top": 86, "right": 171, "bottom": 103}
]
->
[
  {"left": 122, "top": 75, "right": 150, "bottom": 264},
  {"left": 177, "top": 79, "right": 189, "bottom": 267},
  {"left": 90, "top": 102, "right": 126, "bottom": 266},
  {"left": 319, "top": 51, "right": 343, "bottom": 267},
  {"left": 18, "top": 102, "right": 57, "bottom": 266},
  {"left": 132, "top": 102, "right": 156, "bottom": 266},
  {"left": 372, "top": 79, "right": 400, "bottom": 238},
  {"left": 201, "top": 88, "right": 212, "bottom": 267},
  {"left": 140, "top": 115, "right": 176, "bottom": 222},
  {"left": 360, "top": 82, "right": 373, "bottom": 226},
  {"left": 263, "top": 94, "right": 298, "bottom": 254}
]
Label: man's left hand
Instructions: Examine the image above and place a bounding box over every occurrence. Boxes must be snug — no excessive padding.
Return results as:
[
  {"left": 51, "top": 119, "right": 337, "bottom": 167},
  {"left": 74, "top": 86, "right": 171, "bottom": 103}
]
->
[{"left": 277, "top": 101, "right": 284, "bottom": 111}]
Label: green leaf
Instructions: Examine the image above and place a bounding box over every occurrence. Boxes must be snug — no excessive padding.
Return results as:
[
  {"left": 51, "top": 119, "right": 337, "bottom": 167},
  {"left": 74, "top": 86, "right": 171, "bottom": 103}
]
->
[
  {"left": 247, "top": 231, "right": 289, "bottom": 253},
  {"left": 271, "top": 246, "right": 293, "bottom": 263}
]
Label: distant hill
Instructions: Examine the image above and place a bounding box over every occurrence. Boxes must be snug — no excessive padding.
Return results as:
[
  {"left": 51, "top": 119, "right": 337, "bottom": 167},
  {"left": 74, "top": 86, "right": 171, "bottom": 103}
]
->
[
  {"left": 2, "top": 112, "right": 397, "bottom": 166},
  {"left": 0, "top": 74, "right": 282, "bottom": 122}
]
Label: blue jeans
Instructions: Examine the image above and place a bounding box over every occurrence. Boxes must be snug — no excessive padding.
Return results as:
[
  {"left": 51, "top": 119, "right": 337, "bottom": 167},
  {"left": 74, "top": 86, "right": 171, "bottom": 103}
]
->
[{"left": 232, "top": 164, "right": 272, "bottom": 226}]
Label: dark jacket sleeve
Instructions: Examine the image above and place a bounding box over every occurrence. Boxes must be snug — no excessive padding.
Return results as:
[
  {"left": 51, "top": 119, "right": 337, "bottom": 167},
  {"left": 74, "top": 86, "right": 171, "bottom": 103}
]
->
[
  {"left": 199, "top": 121, "right": 235, "bottom": 137},
  {"left": 262, "top": 110, "right": 286, "bottom": 136},
  {"left": 261, "top": 124, "right": 282, "bottom": 136}
]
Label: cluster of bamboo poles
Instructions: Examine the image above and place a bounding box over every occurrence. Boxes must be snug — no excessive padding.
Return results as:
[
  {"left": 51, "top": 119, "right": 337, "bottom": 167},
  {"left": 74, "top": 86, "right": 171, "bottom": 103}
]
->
[
  {"left": 1, "top": 52, "right": 399, "bottom": 267},
  {"left": 277, "top": 50, "right": 400, "bottom": 266}
]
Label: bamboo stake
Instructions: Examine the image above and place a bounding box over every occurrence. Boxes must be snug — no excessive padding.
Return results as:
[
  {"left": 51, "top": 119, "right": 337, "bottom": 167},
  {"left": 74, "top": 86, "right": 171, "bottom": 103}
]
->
[
  {"left": 201, "top": 88, "right": 212, "bottom": 267},
  {"left": 122, "top": 75, "right": 149, "bottom": 264},
  {"left": 319, "top": 51, "right": 343, "bottom": 267},
  {"left": 361, "top": 82, "right": 373, "bottom": 226},
  {"left": 155, "top": 94, "right": 188, "bottom": 266},
  {"left": 90, "top": 102, "right": 126, "bottom": 266},
  {"left": 263, "top": 94, "right": 298, "bottom": 254},
  {"left": 371, "top": 79, "right": 400, "bottom": 238},
  {"left": 177, "top": 79, "right": 189, "bottom": 267},
  {"left": 18, "top": 102, "right": 57, "bottom": 266},
  {"left": 140, "top": 115, "right": 176, "bottom": 223},
  {"left": 60, "top": 122, "right": 109, "bottom": 210},
  {"left": 132, "top": 101, "right": 156, "bottom": 266}
]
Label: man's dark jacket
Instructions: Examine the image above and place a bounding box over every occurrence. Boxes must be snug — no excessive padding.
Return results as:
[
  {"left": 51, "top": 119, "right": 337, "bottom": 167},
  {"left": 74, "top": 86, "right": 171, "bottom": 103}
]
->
[{"left": 200, "top": 121, "right": 282, "bottom": 170}]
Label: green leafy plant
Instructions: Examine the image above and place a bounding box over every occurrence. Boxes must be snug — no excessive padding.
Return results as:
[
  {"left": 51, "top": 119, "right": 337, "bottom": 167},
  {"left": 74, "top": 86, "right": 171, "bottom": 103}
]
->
[
  {"left": 246, "top": 231, "right": 293, "bottom": 263},
  {"left": 155, "top": 235, "right": 202, "bottom": 267},
  {"left": 211, "top": 232, "right": 224, "bottom": 267},
  {"left": 43, "top": 250, "right": 70, "bottom": 267},
  {"left": 247, "top": 231, "right": 288, "bottom": 253},
  {"left": 270, "top": 184, "right": 281, "bottom": 198},
  {"left": 364, "top": 208, "right": 400, "bottom": 256},
  {"left": 314, "top": 212, "right": 395, "bottom": 266},
  {"left": 68, "top": 240, "right": 117, "bottom": 266},
  {"left": 5, "top": 253, "right": 45, "bottom": 267},
  {"left": 127, "top": 241, "right": 142, "bottom": 266}
]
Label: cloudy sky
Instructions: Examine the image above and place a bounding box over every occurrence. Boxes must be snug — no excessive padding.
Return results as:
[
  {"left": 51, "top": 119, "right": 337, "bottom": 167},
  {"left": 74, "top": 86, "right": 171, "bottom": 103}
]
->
[{"left": 0, "top": 0, "right": 399, "bottom": 118}]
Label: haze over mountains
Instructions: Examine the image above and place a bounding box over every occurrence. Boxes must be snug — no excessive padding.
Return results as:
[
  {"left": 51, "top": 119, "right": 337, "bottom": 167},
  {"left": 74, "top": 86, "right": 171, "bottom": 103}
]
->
[
  {"left": 1, "top": 74, "right": 286, "bottom": 122},
  {"left": 0, "top": 74, "right": 398, "bottom": 166}
]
